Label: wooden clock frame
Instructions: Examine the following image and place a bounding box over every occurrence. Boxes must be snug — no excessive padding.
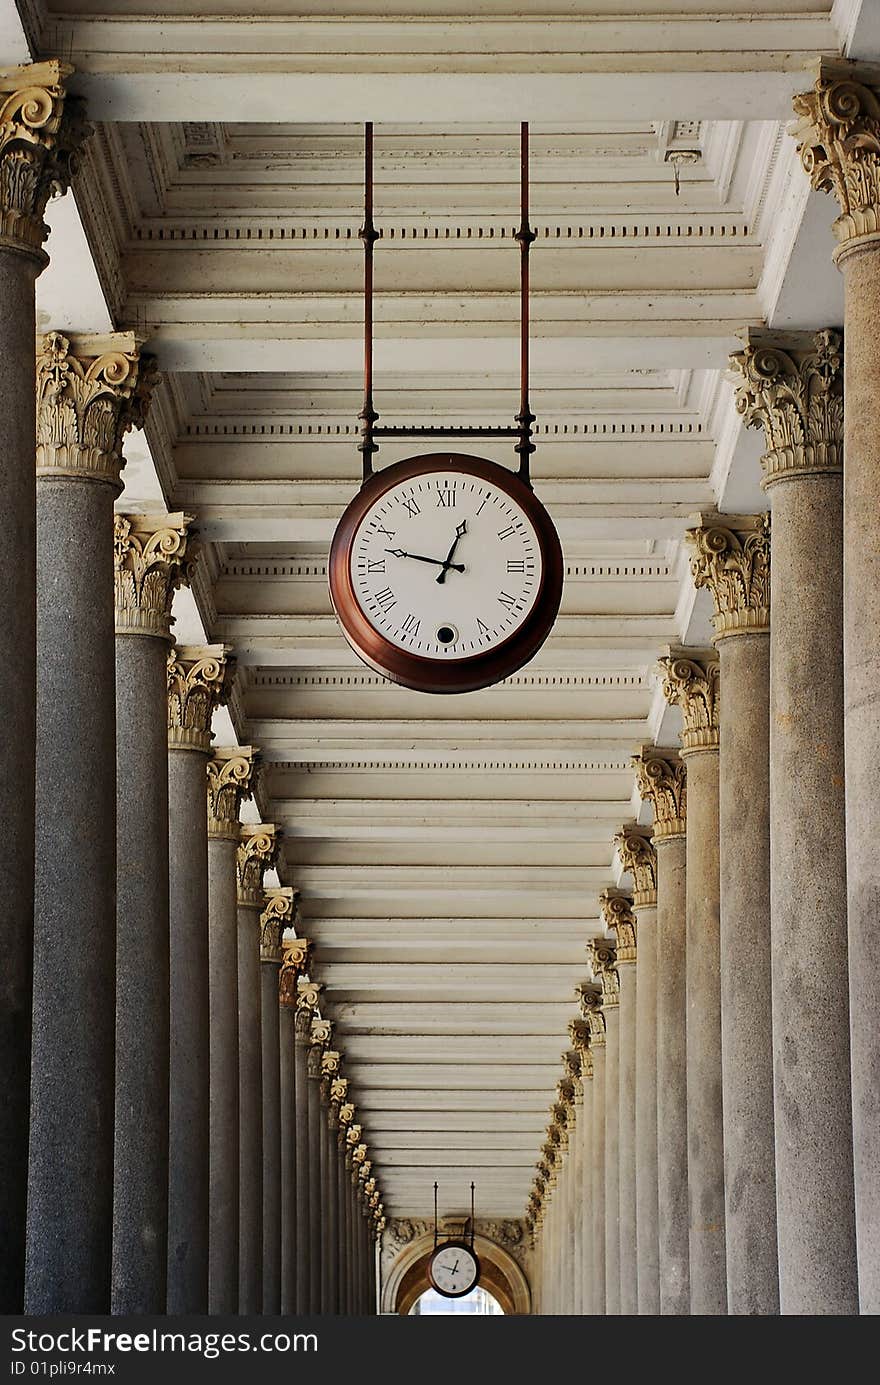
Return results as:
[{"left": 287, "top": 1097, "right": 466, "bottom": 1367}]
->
[
  {"left": 328, "top": 451, "right": 564, "bottom": 695},
  {"left": 427, "top": 1239, "right": 482, "bottom": 1299}
]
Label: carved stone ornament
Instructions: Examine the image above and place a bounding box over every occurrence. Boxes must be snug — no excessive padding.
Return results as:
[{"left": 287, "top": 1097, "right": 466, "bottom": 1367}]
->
[
  {"left": 729, "top": 329, "right": 843, "bottom": 487},
  {"left": 632, "top": 748, "right": 687, "bottom": 840},
  {"left": 599, "top": 890, "right": 637, "bottom": 965},
  {"left": 587, "top": 938, "right": 620, "bottom": 1008},
  {"left": 339, "top": 1101, "right": 356, "bottom": 1127},
  {"left": 36, "top": 332, "right": 159, "bottom": 488},
  {"left": 321, "top": 1049, "right": 342, "bottom": 1080},
  {"left": 167, "top": 644, "right": 234, "bottom": 752},
  {"left": 0, "top": 61, "right": 88, "bottom": 261},
  {"left": 207, "top": 746, "right": 259, "bottom": 839},
  {"left": 260, "top": 886, "right": 293, "bottom": 966},
  {"left": 331, "top": 1076, "right": 348, "bottom": 1106},
  {"left": 346, "top": 1124, "right": 363, "bottom": 1147},
  {"left": 279, "top": 936, "right": 312, "bottom": 1008},
  {"left": 792, "top": 59, "right": 880, "bottom": 251},
  {"left": 568, "top": 1017, "right": 593, "bottom": 1079},
  {"left": 113, "top": 512, "right": 196, "bottom": 638},
  {"left": 577, "top": 982, "right": 607, "bottom": 1044},
  {"left": 236, "top": 824, "right": 278, "bottom": 907},
  {"left": 658, "top": 651, "right": 720, "bottom": 756},
  {"left": 614, "top": 823, "right": 657, "bottom": 907},
  {"left": 686, "top": 513, "right": 770, "bottom": 640},
  {"left": 353, "top": 1143, "right": 368, "bottom": 1165}
]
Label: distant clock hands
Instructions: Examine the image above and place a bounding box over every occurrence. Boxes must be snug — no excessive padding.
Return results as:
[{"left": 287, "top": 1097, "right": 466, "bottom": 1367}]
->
[
  {"left": 385, "top": 547, "right": 465, "bottom": 573},
  {"left": 436, "top": 520, "right": 468, "bottom": 584}
]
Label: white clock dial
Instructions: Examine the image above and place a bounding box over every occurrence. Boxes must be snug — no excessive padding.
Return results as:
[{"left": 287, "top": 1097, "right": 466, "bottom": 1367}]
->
[
  {"left": 349, "top": 469, "right": 543, "bottom": 661},
  {"left": 430, "top": 1245, "right": 478, "bottom": 1294}
]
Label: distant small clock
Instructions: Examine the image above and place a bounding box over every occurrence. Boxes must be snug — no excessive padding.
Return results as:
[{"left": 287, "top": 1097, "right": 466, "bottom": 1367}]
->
[
  {"left": 328, "top": 452, "right": 563, "bottom": 694},
  {"left": 427, "top": 1240, "right": 481, "bottom": 1299}
]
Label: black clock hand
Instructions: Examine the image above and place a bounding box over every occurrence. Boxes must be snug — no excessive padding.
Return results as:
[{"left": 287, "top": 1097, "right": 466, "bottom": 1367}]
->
[
  {"left": 436, "top": 520, "right": 468, "bottom": 584},
  {"left": 385, "top": 547, "right": 464, "bottom": 572}
]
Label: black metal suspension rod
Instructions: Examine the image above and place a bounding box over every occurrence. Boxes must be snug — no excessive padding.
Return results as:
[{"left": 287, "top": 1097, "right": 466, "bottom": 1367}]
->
[
  {"left": 514, "top": 122, "right": 537, "bottom": 486},
  {"left": 358, "top": 121, "right": 379, "bottom": 481}
]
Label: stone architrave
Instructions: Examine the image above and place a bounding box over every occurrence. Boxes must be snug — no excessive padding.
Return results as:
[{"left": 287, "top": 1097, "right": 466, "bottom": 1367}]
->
[
  {"left": 632, "top": 747, "right": 689, "bottom": 1315},
  {"left": 166, "top": 644, "right": 235, "bottom": 1313},
  {"left": 278, "top": 932, "right": 310, "bottom": 1314},
  {"left": 205, "top": 746, "right": 258, "bottom": 1313},
  {"left": 236, "top": 823, "right": 279, "bottom": 1314},
  {"left": 588, "top": 938, "right": 620, "bottom": 1316},
  {"left": 687, "top": 513, "right": 778, "bottom": 1315},
  {"left": 659, "top": 651, "right": 726, "bottom": 1316},
  {"left": 112, "top": 512, "right": 195, "bottom": 1314},
  {"left": 730, "top": 327, "right": 857, "bottom": 1314},
  {"left": 600, "top": 890, "right": 637, "bottom": 1318},
  {"left": 614, "top": 823, "right": 659, "bottom": 1316},
  {"left": 792, "top": 64, "right": 880, "bottom": 1314},
  {"left": 28, "top": 331, "right": 157, "bottom": 1314},
  {"left": 0, "top": 68, "right": 85, "bottom": 1310}
]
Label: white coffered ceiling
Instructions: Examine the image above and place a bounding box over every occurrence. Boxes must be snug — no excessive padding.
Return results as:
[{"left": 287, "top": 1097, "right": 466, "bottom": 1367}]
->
[{"left": 18, "top": 0, "right": 873, "bottom": 1215}]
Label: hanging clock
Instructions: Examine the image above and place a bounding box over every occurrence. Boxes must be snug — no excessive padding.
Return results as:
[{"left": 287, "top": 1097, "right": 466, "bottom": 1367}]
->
[
  {"left": 328, "top": 451, "right": 563, "bottom": 694},
  {"left": 428, "top": 1239, "right": 482, "bottom": 1299},
  {"left": 328, "top": 123, "right": 562, "bottom": 695}
]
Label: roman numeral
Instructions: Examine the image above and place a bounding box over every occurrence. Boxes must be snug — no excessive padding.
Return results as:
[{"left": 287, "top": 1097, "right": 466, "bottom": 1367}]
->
[
  {"left": 401, "top": 495, "right": 421, "bottom": 518},
  {"left": 376, "top": 524, "right": 395, "bottom": 540},
  {"left": 497, "top": 525, "right": 516, "bottom": 541},
  {"left": 373, "top": 587, "right": 397, "bottom": 612},
  {"left": 401, "top": 613, "right": 421, "bottom": 637},
  {"left": 506, "top": 559, "right": 526, "bottom": 573},
  {"left": 436, "top": 487, "right": 456, "bottom": 508},
  {"left": 498, "top": 590, "right": 518, "bottom": 610},
  {"left": 476, "top": 618, "right": 491, "bottom": 636},
  {"left": 367, "top": 558, "right": 385, "bottom": 574}
]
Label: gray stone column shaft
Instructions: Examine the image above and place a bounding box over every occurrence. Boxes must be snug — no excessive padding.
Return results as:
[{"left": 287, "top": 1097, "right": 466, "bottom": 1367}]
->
[
  {"left": 307, "top": 1071, "right": 323, "bottom": 1311},
  {"left": 261, "top": 958, "right": 282, "bottom": 1313},
  {"left": 0, "top": 250, "right": 38, "bottom": 1313},
  {"left": 603, "top": 1009, "right": 620, "bottom": 1314},
  {"left": 590, "top": 1045, "right": 606, "bottom": 1315},
  {"left": 294, "top": 1029, "right": 312, "bottom": 1312},
  {"left": 207, "top": 835, "right": 239, "bottom": 1313},
  {"left": 618, "top": 967, "right": 638, "bottom": 1315},
  {"left": 336, "top": 1140, "right": 347, "bottom": 1313},
  {"left": 655, "top": 834, "right": 689, "bottom": 1315},
  {"left": 580, "top": 1078, "right": 594, "bottom": 1313},
  {"left": 634, "top": 904, "right": 660, "bottom": 1315},
  {"left": 325, "top": 1119, "right": 339, "bottom": 1313},
  {"left": 718, "top": 632, "right": 778, "bottom": 1314},
  {"left": 684, "top": 748, "right": 727, "bottom": 1314},
  {"left": 279, "top": 1004, "right": 297, "bottom": 1314},
  {"left": 319, "top": 1109, "right": 332, "bottom": 1312},
  {"left": 112, "top": 630, "right": 170, "bottom": 1313},
  {"left": 29, "top": 470, "right": 118, "bottom": 1313},
  {"left": 768, "top": 472, "right": 857, "bottom": 1313},
  {"left": 167, "top": 746, "right": 211, "bottom": 1312},
  {"left": 238, "top": 902, "right": 263, "bottom": 1313}
]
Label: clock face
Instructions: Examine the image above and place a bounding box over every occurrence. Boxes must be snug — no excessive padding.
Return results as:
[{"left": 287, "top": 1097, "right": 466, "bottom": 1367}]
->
[
  {"left": 328, "top": 454, "right": 564, "bottom": 694},
  {"left": 429, "top": 1242, "right": 480, "bottom": 1298},
  {"left": 350, "top": 469, "right": 542, "bottom": 661}
]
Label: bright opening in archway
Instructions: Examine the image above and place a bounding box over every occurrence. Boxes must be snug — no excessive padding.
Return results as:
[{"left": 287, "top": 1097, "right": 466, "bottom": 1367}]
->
[{"left": 409, "top": 1287, "right": 504, "bottom": 1316}]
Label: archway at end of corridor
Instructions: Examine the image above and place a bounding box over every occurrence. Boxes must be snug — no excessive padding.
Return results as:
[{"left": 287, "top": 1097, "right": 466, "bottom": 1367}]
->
[
  {"left": 383, "top": 1233, "right": 531, "bottom": 1315},
  {"left": 410, "top": 1286, "right": 504, "bottom": 1315}
]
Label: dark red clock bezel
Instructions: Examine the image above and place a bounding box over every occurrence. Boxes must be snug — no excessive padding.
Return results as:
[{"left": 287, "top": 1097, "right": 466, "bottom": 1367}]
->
[
  {"left": 427, "top": 1239, "right": 482, "bottom": 1299},
  {"left": 328, "top": 452, "right": 564, "bottom": 694}
]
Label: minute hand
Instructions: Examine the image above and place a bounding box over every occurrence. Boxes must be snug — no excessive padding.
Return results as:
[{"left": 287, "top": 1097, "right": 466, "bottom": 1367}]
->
[
  {"left": 436, "top": 520, "right": 468, "bottom": 584},
  {"left": 385, "top": 548, "right": 464, "bottom": 572}
]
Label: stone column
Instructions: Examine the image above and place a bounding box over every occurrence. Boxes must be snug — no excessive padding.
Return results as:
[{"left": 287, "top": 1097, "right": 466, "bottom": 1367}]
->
[
  {"left": 320, "top": 1049, "right": 343, "bottom": 1313},
  {"left": 569, "top": 1018, "right": 593, "bottom": 1313},
  {"left": 339, "top": 1102, "right": 356, "bottom": 1313},
  {"left": 309, "top": 1016, "right": 334, "bottom": 1312},
  {"left": 206, "top": 747, "right": 258, "bottom": 1313},
  {"left": 236, "top": 824, "right": 278, "bottom": 1313},
  {"left": 562, "top": 1052, "right": 583, "bottom": 1314},
  {"left": 294, "top": 978, "right": 321, "bottom": 1312},
  {"left": 633, "top": 749, "right": 689, "bottom": 1315},
  {"left": 791, "top": 77, "right": 880, "bottom": 1309},
  {"left": 279, "top": 935, "right": 311, "bottom": 1315},
  {"left": 166, "top": 645, "right": 234, "bottom": 1313},
  {"left": 330, "top": 1076, "right": 350, "bottom": 1314},
  {"left": 343, "top": 1135, "right": 357, "bottom": 1313},
  {"left": 731, "top": 331, "right": 858, "bottom": 1313},
  {"left": 112, "top": 513, "right": 194, "bottom": 1314},
  {"left": 589, "top": 938, "right": 620, "bottom": 1315},
  {"left": 615, "top": 825, "right": 659, "bottom": 1315},
  {"left": 601, "top": 890, "right": 638, "bottom": 1317},
  {"left": 660, "top": 653, "right": 726, "bottom": 1315},
  {"left": 28, "top": 332, "right": 154, "bottom": 1314},
  {"left": 260, "top": 887, "right": 293, "bottom": 1314},
  {"left": 0, "top": 64, "right": 81, "bottom": 1311},
  {"left": 581, "top": 985, "right": 606, "bottom": 1315},
  {"left": 688, "top": 515, "right": 779, "bottom": 1314}
]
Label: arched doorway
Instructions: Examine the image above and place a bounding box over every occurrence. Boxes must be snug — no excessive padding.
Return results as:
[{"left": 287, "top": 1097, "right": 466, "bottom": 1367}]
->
[
  {"left": 410, "top": 1286, "right": 504, "bottom": 1315},
  {"left": 383, "top": 1231, "right": 531, "bottom": 1315}
]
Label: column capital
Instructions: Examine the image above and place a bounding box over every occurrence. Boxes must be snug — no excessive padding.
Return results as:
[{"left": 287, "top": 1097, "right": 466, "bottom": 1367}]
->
[
  {"left": 167, "top": 644, "right": 234, "bottom": 752},
  {"left": 614, "top": 823, "right": 657, "bottom": 908},
  {"left": 279, "top": 936, "right": 312, "bottom": 1007},
  {"left": 236, "top": 823, "right": 278, "bottom": 907},
  {"left": 567, "top": 1017, "right": 593, "bottom": 1079},
  {"left": 792, "top": 58, "right": 880, "bottom": 256},
  {"left": 308, "top": 1017, "right": 333, "bottom": 1076},
  {"left": 632, "top": 747, "right": 687, "bottom": 840},
  {"left": 339, "top": 1101, "right": 356, "bottom": 1128},
  {"left": 588, "top": 938, "right": 619, "bottom": 1008},
  {"left": 260, "top": 885, "right": 294, "bottom": 965},
  {"left": 599, "top": 889, "right": 637, "bottom": 964},
  {"left": 576, "top": 982, "right": 606, "bottom": 1046},
  {"left": 206, "top": 746, "right": 259, "bottom": 838},
  {"left": 295, "top": 977, "right": 322, "bottom": 1040},
  {"left": 330, "top": 1075, "right": 349, "bottom": 1108},
  {"left": 0, "top": 62, "right": 88, "bottom": 263},
  {"left": 729, "top": 328, "right": 843, "bottom": 486},
  {"left": 658, "top": 650, "right": 720, "bottom": 756},
  {"left": 686, "top": 512, "right": 771, "bottom": 640},
  {"left": 113, "top": 512, "right": 196, "bottom": 638},
  {"left": 321, "top": 1049, "right": 343, "bottom": 1081},
  {"left": 36, "top": 331, "right": 159, "bottom": 488}
]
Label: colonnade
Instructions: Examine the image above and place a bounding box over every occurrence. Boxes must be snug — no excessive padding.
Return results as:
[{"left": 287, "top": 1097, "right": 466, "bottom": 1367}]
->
[
  {"left": 529, "top": 59, "right": 880, "bottom": 1316},
  {"left": 0, "top": 59, "right": 383, "bottom": 1315}
]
